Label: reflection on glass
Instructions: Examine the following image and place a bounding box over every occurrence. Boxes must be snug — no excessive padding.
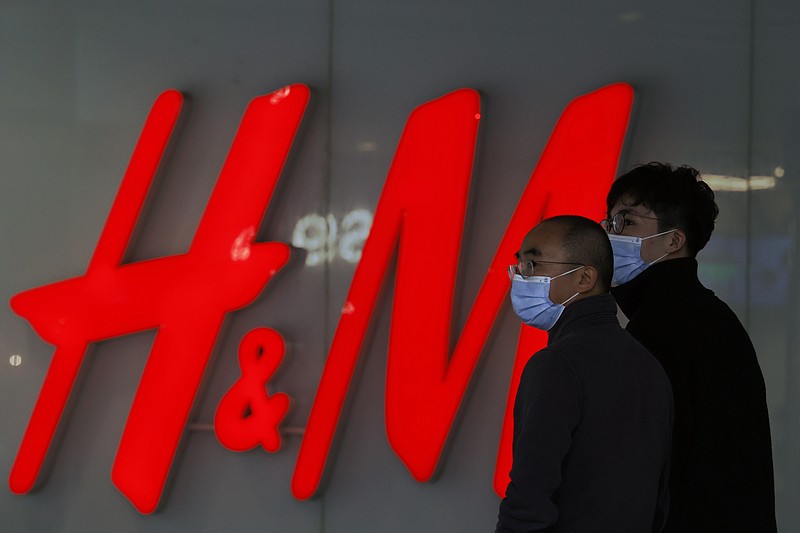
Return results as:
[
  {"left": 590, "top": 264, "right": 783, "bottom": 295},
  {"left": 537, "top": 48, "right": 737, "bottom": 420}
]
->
[
  {"left": 618, "top": 12, "right": 643, "bottom": 23},
  {"left": 292, "top": 213, "right": 332, "bottom": 266},
  {"left": 356, "top": 141, "right": 377, "bottom": 152},
  {"left": 269, "top": 86, "right": 292, "bottom": 105},
  {"left": 292, "top": 210, "right": 373, "bottom": 266},
  {"left": 230, "top": 227, "right": 256, "bottom": 261},
  {"left": 702, "top": 174, "right": 777, "bottom": 192},
  {"left": 339, "top": 209, "right": 372, "bottom": 264}
]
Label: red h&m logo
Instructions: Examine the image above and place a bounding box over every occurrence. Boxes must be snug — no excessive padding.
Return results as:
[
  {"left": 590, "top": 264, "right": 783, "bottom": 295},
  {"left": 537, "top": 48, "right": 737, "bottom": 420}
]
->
[{"left": 8, "top": 83, "right": 633, "bottom": 512}]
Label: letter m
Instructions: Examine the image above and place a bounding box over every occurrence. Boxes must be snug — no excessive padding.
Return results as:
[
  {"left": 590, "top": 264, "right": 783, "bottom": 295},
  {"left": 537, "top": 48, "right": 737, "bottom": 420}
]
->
[{"left": 292, "top": 84, "right": 634, "bottom": 499}]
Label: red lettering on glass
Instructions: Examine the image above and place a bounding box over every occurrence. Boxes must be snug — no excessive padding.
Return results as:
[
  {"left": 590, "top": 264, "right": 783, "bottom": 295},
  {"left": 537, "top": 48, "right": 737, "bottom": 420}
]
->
[
  {"left": 292, "top": 83, "right": 634, "bottom": 499},
  {"left": 8, "top": 84, "right": 309, "bottom": 513},
  {"left": 10, "top": 82, "right": 634, "bottom": 510},
  {"left": 292, "top": 88, "right": 481, "bottom": 499},
  {"left": 215, "top": 327, "right": 290, "bottom": 452}
]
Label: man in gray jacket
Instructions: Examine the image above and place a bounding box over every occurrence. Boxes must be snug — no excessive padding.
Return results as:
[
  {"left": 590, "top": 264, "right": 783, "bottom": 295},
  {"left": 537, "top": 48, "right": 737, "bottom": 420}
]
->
[{"left": 497, "top": 215, "right": 673, "bottom": 532}]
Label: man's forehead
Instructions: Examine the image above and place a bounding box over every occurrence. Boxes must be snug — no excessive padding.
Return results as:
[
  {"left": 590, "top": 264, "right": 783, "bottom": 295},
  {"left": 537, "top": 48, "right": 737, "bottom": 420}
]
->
[
  {"left": 610, "top": 197, "right": 654, "bottom": 216},
  {"left": 518, "top": 224, "right": 563, "bottom": 257}
]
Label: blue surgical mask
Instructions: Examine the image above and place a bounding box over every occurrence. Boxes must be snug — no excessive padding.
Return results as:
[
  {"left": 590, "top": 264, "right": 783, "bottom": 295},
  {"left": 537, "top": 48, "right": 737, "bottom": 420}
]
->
[
  {"left": 608, "top": 230, "right": 675, "bottom": 286},
  {"left": 510, "top": 267, "right": 582, "bottom": 330}
]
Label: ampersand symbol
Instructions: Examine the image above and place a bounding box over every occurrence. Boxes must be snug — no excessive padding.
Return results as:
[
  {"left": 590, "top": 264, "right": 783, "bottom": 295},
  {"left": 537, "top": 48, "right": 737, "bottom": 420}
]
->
[{"left": 214, "top": 327, "right": 290, "bottom": 452}]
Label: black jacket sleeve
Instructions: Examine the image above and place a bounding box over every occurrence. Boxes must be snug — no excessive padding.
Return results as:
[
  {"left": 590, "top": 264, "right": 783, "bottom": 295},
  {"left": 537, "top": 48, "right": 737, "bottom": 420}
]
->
[{"left": 496, "top": 350, "right": 580, "bottom": 532}]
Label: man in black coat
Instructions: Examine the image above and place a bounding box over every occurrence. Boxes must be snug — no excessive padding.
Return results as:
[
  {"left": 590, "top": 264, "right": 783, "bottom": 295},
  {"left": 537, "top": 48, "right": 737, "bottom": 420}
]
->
[
  {"left": 497, "top": 215, "right": 673, "bottom": 532},
  {"left": 604, "top": 162, "right": 776, "bottom": 532}
]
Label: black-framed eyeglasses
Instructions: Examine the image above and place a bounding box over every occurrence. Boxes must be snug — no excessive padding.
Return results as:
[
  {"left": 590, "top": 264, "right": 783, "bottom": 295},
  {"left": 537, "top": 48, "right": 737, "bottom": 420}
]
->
[
  {"left": 600, "top": 212, "right": 660, "bottom": 235},
  {"left": 508, "top": 259, "right": 585, "bottom": 280}
]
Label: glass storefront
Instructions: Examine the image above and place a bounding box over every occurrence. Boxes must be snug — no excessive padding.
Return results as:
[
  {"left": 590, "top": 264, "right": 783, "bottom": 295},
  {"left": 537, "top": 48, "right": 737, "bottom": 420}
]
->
[{"left": 1, "top": 1, "right": 798, "bottom": 530}]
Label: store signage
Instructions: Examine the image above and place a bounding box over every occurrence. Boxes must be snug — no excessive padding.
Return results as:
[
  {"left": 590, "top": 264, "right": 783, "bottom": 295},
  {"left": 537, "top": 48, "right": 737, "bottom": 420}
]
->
[{"left": 8, "top": 82, "right": 633, "bottom": 513}]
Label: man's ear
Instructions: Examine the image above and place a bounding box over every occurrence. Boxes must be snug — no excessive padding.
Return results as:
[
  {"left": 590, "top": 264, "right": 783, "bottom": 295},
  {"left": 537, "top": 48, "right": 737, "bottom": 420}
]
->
[
  {"left": 577, "top": 266, "right": 599, "bottom": 293},
  {"left": 667, "top": 230, "right": 688, "bottom": 255}
]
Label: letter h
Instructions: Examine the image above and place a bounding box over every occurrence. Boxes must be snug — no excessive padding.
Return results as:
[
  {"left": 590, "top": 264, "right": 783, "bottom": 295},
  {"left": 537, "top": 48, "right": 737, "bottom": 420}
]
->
[{"left": 9, "top": 85, "right": 309, "bottom": 513}]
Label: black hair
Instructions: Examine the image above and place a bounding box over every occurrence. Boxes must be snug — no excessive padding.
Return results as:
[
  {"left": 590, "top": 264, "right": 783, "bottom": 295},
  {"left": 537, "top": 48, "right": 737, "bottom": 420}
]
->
[
  {"left": 606, "top": 162, "right": 719, "bottom": 256},
  {"left": 543, "top": 215, "right": 613, "bottom": 292}
]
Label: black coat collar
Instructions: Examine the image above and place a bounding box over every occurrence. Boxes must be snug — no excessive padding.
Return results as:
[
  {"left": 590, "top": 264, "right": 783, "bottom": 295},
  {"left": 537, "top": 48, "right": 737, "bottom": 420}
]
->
[
  {"left": 610, "top": 257, "right": 703, "bottom": 318},
  {"left": 548, "top": 293, "right": 619, "bottom": 345}
]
